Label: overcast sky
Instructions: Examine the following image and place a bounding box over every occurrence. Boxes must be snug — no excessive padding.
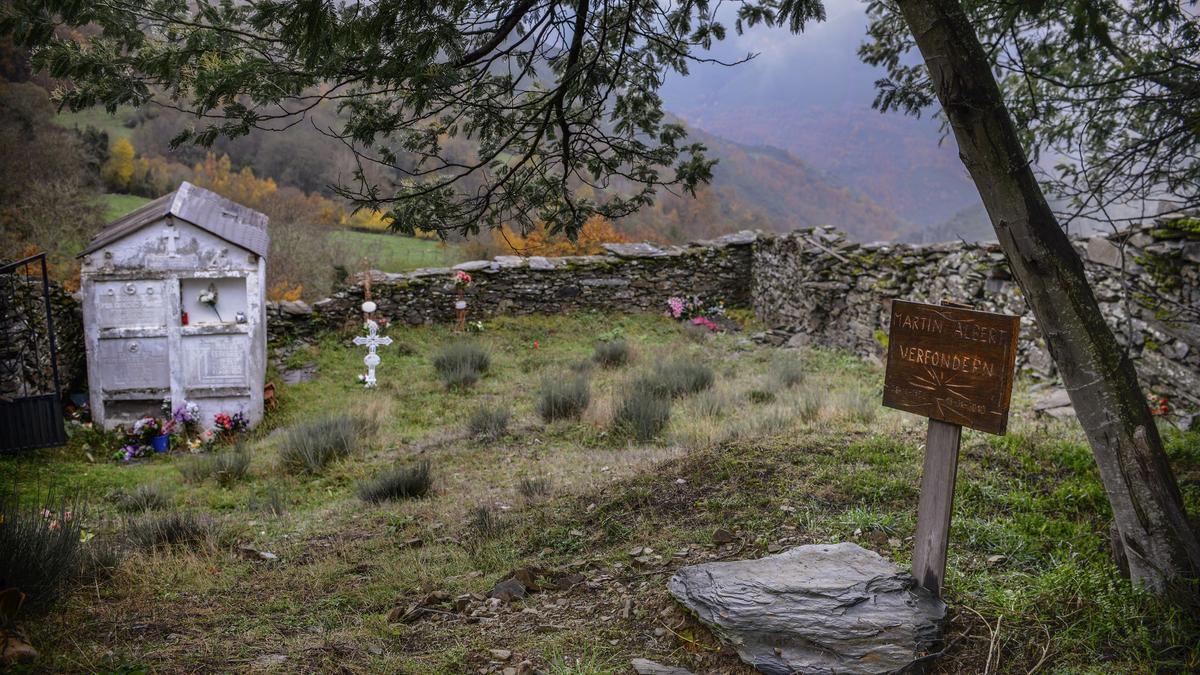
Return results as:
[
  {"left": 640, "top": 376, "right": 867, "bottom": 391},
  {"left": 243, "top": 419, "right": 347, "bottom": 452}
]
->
[{"left": 661, "top": 1, "right": 885, "bottom": 112}]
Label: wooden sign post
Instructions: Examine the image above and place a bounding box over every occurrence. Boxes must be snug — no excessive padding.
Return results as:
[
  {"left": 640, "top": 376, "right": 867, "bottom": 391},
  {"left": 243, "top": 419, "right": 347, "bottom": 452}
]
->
[{"left": 882, "top": 300, "right": 1020, "bottom": 597}]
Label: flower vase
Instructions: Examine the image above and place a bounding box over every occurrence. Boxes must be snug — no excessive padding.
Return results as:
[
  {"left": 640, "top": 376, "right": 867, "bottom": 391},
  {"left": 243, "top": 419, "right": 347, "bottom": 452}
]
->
[{"left": 151, "top": 434, "right": 170, "bottom": 454}]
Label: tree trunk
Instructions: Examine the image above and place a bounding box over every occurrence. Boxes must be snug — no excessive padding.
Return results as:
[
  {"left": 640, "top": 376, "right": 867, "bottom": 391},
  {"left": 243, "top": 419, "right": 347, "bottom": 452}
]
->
[{"left": 894, "top": 0, "right": 1200, "bottom": 596}]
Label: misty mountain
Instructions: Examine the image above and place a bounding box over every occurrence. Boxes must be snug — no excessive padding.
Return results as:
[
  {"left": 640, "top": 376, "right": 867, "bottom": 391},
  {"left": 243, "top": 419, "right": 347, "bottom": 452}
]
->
[{"left": 625, "top": 123, "right": 911, "bottom": 242}]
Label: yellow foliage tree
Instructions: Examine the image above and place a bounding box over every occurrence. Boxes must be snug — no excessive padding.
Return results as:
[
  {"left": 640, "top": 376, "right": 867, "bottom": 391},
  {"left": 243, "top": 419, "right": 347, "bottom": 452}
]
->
[
  {"left": 190, "top": 154, "right": 277, "bottom": 209},
  {"left": 495, "top": 215, "right": 631, "bottom": 256},
  {"left": 101, "top": 138, "right": 135, "bottom": 191}
]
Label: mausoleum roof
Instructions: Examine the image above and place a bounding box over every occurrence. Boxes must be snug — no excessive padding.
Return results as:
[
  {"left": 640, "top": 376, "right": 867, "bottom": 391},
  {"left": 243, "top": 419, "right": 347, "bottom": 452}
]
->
[{"left": 80, "top": 181, "right": 270, "bottom": 258}]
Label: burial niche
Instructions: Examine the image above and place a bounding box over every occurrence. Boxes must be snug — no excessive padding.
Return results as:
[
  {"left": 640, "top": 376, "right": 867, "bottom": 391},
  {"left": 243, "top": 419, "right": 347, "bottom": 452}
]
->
[{"left": 78, "top": 182, "right": 269, "bottom": 430}]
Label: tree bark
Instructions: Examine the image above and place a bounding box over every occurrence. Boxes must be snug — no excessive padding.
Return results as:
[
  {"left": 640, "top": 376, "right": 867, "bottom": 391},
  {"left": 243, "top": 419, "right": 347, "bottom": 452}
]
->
[{"left": 894, "top": 0, "right": 1200, "bottom": 596}]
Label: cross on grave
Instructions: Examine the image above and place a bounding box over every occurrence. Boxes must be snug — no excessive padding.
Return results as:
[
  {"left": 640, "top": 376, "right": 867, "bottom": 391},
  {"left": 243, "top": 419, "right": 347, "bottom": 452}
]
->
[
  {"left": 353, "top": 301, "right": 392, "bottom": 388},
  {"left": 163, "top": 223, "right": 181, "bottom": 257}
]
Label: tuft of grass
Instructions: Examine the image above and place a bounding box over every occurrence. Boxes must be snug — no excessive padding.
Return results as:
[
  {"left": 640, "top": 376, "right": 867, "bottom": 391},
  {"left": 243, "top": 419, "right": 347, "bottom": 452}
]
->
[
  {"left": 0, "top": 490, "right": 85, "bottom": 614},
  {"left": 125, "top": 511, "right": 211, "bottom": 551},
  {"left": 468, "top": 505, "right": 503, "bottom": 540},
  {"left": 77, "top": 538, "right": 124, "bottom": 581},
  {"left": 468, "top": 404, "right": 510, "bottom": 440},
  {"left": 613, "top": 386, "right": 672, "bottom": 442},
  {"left": 357, "top": 462, "right": 432, "bottom": 503},
  {"left": 839, "top": 388, "right": 879, "bottom": 424},
  {"left": 771, "top": 354, "right": 806, "bottom": 388},
  {"left": 593, "top": 340, "right": 630, "bottom": 368},
  {"left": 797, "top": 384, "right": 824, "bottom": 422},
  {"left": 692, "top": 389, "right": 732, "bottom": 418},
  {"left": 518, "top": 476, "right": 551, "bottom": 501},
  {"left": 634, "top": 359, "right": 714, "bottom": 399},
  {"left": 278, "top": 414, "right": 367, "bottom": 474},
  {"left": 248, "top": 486, "right": 288, "bottom": 517},
  {"left": 179, "top": 448, "right": 251, "bottom": 487},
  {"left": 112, "top": 484, "right": 169, "bottom": 513},
  {"left": 568, "top": 359, "right": 595, "bottom": 374},
  {"left": 433, "top": 342, "right": 490, "bottom": 389},
  {"left": 537, "top": 373, "right": 591, "bottom": 422},
  {"left": 747, "top": 386, "right": 777, "bottom": 404},
  {"left": 728, "top": 406, "right": 793, "bottom": 440}
]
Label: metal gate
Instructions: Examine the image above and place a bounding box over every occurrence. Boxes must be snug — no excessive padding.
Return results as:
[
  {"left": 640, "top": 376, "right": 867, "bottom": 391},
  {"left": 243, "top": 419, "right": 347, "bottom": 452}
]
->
[{"left": 0, "top": 253, "right": 66, "bottom": 453}]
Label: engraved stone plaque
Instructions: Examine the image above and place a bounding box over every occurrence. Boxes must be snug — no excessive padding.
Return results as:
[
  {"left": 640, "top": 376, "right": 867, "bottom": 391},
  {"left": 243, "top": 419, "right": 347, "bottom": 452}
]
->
[
  {"left": 97, "top": 337, "right": 169, "bottom": 391},
  {"left": 184, "top": 335, "right": 248, "bottom": 388},
  {"left": 96, "top": 280, "right": 166, "bottom": 329}
]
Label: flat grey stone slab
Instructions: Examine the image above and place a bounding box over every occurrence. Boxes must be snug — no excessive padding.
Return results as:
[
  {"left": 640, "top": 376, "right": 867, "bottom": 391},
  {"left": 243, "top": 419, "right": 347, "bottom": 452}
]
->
[
  {"left": 602, "top": 242, "right": 666, "bottom": 258},
  {"left": 452, "top": 260, "right": 492, "bottom": 271},
  {"left": 668, "top": 542, "right": 945, "bottom": 675}
]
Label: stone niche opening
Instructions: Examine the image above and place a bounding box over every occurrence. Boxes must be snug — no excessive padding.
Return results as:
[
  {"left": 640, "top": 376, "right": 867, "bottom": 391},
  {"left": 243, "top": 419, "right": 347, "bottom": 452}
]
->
[{"left": 181, "top": 277, "right": 249, "bottom": 325}]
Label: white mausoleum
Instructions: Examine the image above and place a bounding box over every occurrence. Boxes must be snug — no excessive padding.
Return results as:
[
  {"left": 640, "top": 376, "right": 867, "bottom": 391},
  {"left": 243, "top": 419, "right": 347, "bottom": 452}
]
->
[{"left": 78, "top": 182, "right": 268, "bottom": 430}]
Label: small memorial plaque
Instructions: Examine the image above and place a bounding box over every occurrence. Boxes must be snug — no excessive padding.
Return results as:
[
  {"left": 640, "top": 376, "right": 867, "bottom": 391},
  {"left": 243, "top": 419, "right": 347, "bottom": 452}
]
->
[
  {"left": 883, "top": 300, "right": 1020, "bottom": 435},
  {"left": 96, "top": 281, "right": 166, "bottom": 329},
  {"left": 98, "top": 337, "right": 169, "bottom": 391},
  {"left": 185, "top": 335, "right": 248, "bottom": 388}
]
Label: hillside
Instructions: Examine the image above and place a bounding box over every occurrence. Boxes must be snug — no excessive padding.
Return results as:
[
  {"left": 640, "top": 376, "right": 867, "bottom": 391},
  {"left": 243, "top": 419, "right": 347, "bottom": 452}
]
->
[
  {"left": 674, "top": 102, "right": 980, "bottom": 233},
  {"left": 617, "top": 124, "right": 912, "bottom": 243},
  {"left": 82, "top": 99, "right": 912, "bottom": 245}
]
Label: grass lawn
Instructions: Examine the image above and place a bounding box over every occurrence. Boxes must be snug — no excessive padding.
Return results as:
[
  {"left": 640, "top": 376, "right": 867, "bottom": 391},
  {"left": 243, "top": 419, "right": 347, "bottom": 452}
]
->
[
  {"left": 54, "top": 106, "right": 140, "bottom": 140},
  {"left": 2, "top": 312, "right": 1197, "bottom": 673},
  {"left": 99, "top": 193, "right": 152, "bottom": 223},
  {"left": 331, "top": 229, "right": 466, "bottom": 272}
]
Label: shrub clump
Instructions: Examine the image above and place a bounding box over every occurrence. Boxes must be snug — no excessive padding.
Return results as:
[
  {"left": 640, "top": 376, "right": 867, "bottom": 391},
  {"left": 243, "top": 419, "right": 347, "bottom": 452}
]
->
[
  {"left": 433, "top": 342, "right": 491, "bottom": 389},
  {"left": 468, "top": 404, "right": 510, "bottom": 440},
  {"left": 747, "top": 387, "right": 777, "bottom": 404},
  {"left": 537, "top": 373, "right": 591, "bottom": 422},
  {"left": 0, "top": 491, "right": 85, "bottom": 614},
  {"left": 125, "top": 511, "right": 211, "bottom": 551},
  {"left": 771, "top": 355, "right": 806, "bottom": 388},
  {"left": 357, "top": 462, "right": 432, "bottom": 503},
  {"left": 179, "top": 448, "right": 251, "bottom": 486},
  {"left": 840, "top": 389, "right": 879, "bottom": 425},
  {"left": 112, "top": 484, "right": 169, "bottom": 513},
  {"left": 468, "top": 505, "right": 504, "bottom": 540},
  {"left": 518, "top": 476, "right": 551, "bottom": 501},
  {"left": 797, "top": 385, "right": 824, "bottom": 422},
  {"left": 279, "top": 414, "right": 367, "bottom": 474},
  {"left": 593, "top": 340, "right": 630, "bottom": 368},
  {"left": 635, "top": 359, "right": 714, "bottom": 398},
  {"left": 613, "top": 385, "right": 672, "bottom": 441}
]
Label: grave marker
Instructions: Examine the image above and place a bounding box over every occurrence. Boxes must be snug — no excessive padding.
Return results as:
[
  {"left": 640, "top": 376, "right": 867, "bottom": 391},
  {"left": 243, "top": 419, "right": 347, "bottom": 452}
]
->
[
  {"left": 353, "top": 301, "right": 392, "bottom": 388},
  {"left": 79, "top": 182, "right": 269, "bottom": 429},
  {"left": 882, "top": 299, "right": 1020, "bottom": 596}
]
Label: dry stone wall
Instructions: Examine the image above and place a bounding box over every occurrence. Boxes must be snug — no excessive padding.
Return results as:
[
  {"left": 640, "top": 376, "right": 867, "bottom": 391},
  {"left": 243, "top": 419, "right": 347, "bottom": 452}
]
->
[
  {"left": 752, "top": 220, "right": 1200, "bottom": 414},
  {"left": 266, "top": 231, "right": 757, "bottom": 342}
]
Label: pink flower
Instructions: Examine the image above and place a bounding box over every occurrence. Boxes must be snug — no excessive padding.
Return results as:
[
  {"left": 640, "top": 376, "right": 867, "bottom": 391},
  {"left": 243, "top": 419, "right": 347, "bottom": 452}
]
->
[
  {"left": 691, "top": 316, "right": 718, "bottom": 332},
  {"left": 453, "top": 270, "right": 473, "bottom": 287},
  {"left": 667, "top": 296, "right": 685, "bottom": 319}
]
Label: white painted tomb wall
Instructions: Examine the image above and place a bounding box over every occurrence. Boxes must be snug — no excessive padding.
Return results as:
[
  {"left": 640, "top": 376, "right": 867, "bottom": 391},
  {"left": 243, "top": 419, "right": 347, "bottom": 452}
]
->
[{"left": 80, "top": 215, "right": 266, "bottom": 430}]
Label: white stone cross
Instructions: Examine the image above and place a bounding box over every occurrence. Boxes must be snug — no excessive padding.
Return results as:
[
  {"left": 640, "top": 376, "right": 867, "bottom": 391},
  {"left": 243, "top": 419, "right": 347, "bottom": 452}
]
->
[
  {"left": 352, "top": 302, "right": 392, "bottom": 388},
  {"left": 163, "top": 224, "right": 180, "bottom": 256}
]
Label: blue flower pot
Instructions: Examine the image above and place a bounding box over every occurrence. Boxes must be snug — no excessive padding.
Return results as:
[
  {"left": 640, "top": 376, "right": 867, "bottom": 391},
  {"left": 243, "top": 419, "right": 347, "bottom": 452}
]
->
[{"left": 151, "top": 434, "right": 170, "bottom": 454}]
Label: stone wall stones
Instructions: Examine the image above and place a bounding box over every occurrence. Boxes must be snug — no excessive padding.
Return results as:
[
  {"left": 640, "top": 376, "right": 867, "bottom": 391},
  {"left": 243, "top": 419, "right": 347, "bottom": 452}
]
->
[
  {"left": 266, "top": 231, "right": 757, "bottom": 344},
  {"left": 752, "top": 220, "right": 1200, "bottom": 414},
  {"left": 0, "top": 274, "right": 85, "bottom": 399}
]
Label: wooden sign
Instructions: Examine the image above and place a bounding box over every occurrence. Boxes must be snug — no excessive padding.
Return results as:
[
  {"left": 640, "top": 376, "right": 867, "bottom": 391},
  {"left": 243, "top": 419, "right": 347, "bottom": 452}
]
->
[
  {"left": 882, "top": 300, "right": 1020, "bottom": 598},
  {"left": 883, "top": 300, "right": 1020, "bottom": 435}
]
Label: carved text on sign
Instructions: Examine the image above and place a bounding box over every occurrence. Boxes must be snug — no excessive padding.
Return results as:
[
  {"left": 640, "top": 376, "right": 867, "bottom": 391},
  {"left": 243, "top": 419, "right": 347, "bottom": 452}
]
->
[{"left": 883, "top": 300, "right": 1020, "bottom": 435}]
